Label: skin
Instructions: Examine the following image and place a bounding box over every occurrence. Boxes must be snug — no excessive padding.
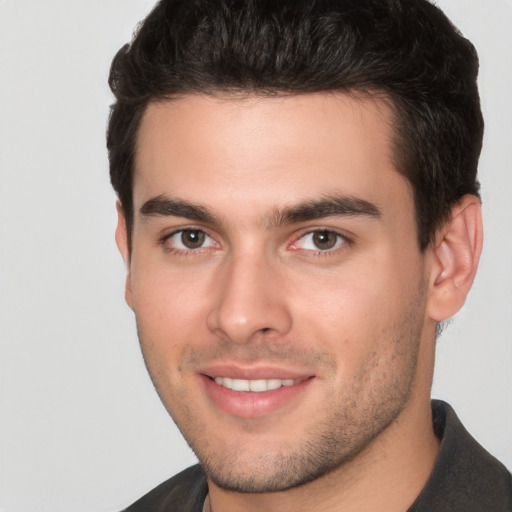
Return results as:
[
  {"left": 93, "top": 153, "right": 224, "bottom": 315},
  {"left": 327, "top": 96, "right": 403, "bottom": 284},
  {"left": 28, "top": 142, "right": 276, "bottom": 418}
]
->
[{"left": 116, "top": 92, "right": 482, "bottom": 512}]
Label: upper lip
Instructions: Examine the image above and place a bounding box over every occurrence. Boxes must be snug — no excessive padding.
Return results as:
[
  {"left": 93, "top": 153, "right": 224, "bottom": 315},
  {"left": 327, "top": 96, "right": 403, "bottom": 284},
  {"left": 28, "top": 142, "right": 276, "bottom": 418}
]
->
[{"left": 198, "top": 362, "right": 314, "bottom": 381}]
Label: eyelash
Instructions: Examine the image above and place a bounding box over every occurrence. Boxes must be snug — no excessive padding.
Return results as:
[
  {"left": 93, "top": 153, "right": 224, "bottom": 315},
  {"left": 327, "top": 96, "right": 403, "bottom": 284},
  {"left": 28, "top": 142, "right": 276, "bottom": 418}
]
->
[
  {"left": 159, "top": 227, "right": 352, "bottom": 257},
  {"left": 289, "top": 229, "right": 351, "bottom": 255},
  {"left": 160, "top": 228, "right": 219, "bottom": 255}
]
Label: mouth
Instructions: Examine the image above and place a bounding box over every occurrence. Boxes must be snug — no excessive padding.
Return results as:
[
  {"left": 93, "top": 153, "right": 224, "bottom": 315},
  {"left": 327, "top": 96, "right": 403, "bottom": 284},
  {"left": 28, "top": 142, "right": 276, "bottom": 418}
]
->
[
  {"left": 199, "top": 368, "right": 314, "bottom": 418},
  {"left": 211, "top": 376, "right": 307, "bottom": 393}
]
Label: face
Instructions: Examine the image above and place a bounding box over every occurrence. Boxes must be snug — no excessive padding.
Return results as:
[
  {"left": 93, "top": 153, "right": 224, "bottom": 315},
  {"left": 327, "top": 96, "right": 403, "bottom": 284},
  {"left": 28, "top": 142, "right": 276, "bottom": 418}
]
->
[{"left": 120, "top": 93, "right": 434, "bottom": 493}]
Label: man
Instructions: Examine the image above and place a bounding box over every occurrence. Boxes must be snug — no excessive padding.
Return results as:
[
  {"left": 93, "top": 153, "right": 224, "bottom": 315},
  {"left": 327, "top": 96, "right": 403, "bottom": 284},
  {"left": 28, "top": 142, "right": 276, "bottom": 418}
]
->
[{"left": 107, "top": 0, "right": 511, "bottom": 510}]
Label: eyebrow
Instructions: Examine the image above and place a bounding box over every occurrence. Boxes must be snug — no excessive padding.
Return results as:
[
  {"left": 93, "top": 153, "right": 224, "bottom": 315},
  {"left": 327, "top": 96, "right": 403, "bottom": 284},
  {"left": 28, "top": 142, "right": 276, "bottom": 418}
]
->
[
  {"left": 140, "top": 195, "right": 220, "bottom": 224},
  {"left": 139, "top": 193, "right": 381, "bottom": 227},
  {"left": 268, "top": 194, "right": 382, "bottom": 227}
]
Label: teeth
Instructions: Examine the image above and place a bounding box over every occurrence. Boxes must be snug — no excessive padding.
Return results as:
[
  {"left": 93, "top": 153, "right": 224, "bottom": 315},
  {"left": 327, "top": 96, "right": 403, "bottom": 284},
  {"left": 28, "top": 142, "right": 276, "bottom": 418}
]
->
[
  {"left": 267, "top": 379, "right": 282, "bottom": 391},
  {"left": 214, "top": 377, "right": 302, "bottom": 392},
  {"left": 249, "top": 379, "right": 268, "bottom": 392},
  {"left": 231, "top": 379, "right": 250, "bottom": 391}
]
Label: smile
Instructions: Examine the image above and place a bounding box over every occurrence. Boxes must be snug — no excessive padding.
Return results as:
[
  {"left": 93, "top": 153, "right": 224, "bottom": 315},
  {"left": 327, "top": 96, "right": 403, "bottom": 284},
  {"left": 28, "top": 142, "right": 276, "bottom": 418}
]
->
[
  {"left": 213, "top": 377, "right": 305, "bottom": 392},
  {"left": 200, "top": 372, "right": 314, "bottom": 418}
]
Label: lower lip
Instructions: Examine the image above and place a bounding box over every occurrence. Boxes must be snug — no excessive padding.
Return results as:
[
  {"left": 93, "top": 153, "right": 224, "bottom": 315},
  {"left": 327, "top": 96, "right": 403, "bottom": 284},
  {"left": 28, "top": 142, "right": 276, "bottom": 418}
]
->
[{"left": 200, "top": 375, "right": 313, "bottom": 419}]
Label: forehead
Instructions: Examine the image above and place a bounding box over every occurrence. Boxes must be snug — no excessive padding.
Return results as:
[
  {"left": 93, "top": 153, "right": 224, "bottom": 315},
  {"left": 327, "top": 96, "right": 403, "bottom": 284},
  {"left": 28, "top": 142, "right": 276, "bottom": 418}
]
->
[{"left": 133, "top": 92, "right": 411, "bottom": 222}]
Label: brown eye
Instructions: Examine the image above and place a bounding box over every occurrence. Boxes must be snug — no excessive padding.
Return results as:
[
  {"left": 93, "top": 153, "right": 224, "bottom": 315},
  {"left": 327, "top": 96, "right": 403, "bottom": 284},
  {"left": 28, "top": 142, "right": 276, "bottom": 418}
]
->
[
  {"left": 165, "top": 229, "right": 216, "bottom": 252},
  {"left": 293, "top": 229, "right": 345, "bottom": 252},
  {"left": 311, "top": 230, "right": 340, "bottom": 250},
  {"left": 180, "top": 230, "right": 206, "bottom": 249}
]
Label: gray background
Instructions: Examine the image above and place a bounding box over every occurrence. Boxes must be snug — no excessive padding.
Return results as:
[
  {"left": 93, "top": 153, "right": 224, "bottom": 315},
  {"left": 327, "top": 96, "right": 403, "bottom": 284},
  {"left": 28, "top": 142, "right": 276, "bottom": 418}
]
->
[{"left": 0, "top": 1, "right": 511, "bottom": 511}]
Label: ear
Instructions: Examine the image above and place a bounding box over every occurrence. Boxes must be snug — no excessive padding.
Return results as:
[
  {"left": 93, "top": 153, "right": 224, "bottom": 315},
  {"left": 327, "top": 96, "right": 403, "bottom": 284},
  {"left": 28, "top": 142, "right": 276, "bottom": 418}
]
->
[
  {"left": 115, "top": 201, "right": 134, "bottom": 310},
  {"left": 427, "top": 195, "right": 483, "bottom": 322}
]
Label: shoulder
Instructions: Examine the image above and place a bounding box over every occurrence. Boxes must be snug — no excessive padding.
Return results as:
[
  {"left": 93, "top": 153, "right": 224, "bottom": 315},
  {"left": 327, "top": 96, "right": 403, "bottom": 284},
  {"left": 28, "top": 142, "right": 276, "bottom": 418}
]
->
[
  {"left": 122, "top": 465, "right": 208, "bottom": 512},
  {"left": 410, "top": 400, "right": 512, "bottom": 511}
]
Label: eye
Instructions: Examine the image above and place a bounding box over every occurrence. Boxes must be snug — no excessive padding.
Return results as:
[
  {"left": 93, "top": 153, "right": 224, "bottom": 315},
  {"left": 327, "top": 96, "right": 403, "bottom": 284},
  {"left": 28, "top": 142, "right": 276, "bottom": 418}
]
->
[
  {"left": 292, "top": 229, "right": 346, "bottom": 252},
  {"left": 165, "top": 229, "right": 217, "bottom": 251}
]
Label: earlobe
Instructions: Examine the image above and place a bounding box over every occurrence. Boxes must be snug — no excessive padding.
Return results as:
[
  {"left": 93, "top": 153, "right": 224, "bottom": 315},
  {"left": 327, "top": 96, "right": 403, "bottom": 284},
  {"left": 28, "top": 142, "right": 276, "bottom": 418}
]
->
[
  {"left": 115, "top": 202, "right": 134, "bottom": 310},
  {"left": 427, "top": 195, "right": 483, "bottom": 322}
]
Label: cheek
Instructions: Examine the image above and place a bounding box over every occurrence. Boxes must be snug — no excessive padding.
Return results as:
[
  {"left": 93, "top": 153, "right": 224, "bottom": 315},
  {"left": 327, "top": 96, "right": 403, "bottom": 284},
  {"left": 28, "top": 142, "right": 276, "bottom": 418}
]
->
[
  {"left": 291, "top": 252, "right": 423, "bottom": 362},
  {"left": 130, "top": 263, "right": 211, "bottom": 354},
  {"left": 130, "top": 269, "right": 207, "bottom": 401}
]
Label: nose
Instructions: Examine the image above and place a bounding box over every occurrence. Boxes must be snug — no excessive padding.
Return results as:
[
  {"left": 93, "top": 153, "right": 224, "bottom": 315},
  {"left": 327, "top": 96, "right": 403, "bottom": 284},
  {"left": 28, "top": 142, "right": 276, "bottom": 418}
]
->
[{"left": 206, "top": 251, "right": 293, "bottom": 344}]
